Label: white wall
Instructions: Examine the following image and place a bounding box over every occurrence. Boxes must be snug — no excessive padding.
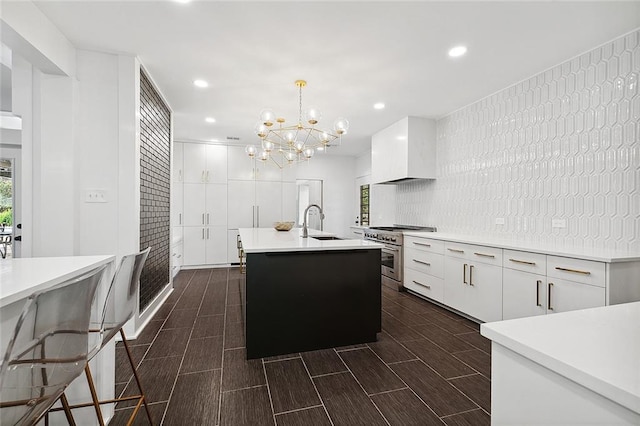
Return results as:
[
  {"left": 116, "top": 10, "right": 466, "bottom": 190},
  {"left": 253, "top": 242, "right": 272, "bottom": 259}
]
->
[
  {"left": 396, "top": 29, "right": 640, "bottom": 251},
  {"left": 295, "top": 155, "right": 357, "bottom": 238},
  {"left": 354, "top": 149, "right": 396, "bottom": 226}
]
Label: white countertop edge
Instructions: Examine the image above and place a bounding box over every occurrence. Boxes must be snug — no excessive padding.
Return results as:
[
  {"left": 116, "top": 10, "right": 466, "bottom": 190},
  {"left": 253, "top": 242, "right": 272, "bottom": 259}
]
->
[
  {"left": 481, "top": 304, "right": 640, "bottom": 415},
  {"left": 403, "top": 231, "right": 640, "bottom": 263},
  {"left": 1, "top": 255, "right": 115, "bottom": 308},
  {"left": 239, "top": 228, "right": 383, "bottom": 253}
]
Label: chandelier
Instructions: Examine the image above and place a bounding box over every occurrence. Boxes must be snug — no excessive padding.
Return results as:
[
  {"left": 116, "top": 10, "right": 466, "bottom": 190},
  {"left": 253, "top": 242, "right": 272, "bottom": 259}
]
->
[{"left": 245, "top": 80, "right": 349, "bottom": 168}]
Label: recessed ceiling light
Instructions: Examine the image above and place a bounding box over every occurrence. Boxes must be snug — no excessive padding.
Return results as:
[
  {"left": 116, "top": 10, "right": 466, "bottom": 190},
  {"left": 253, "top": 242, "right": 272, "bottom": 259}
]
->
[
  {"left": 448, "top": 45, "right": 467, "bottom": 58},
  {"left": 205, "top": 117, "right": 216, "bottom": 123},
  {"left": 373, "top": 102, "right": 385, "bottom": 110},
  {"left": 396, "top": 135, "right": 407, "bottom": 141},
  {"left": 193, "top": 79, "right": 209, "bottom": 88},
  {"left": 174, "top": 0, "right": 191, "bottom": 3}
]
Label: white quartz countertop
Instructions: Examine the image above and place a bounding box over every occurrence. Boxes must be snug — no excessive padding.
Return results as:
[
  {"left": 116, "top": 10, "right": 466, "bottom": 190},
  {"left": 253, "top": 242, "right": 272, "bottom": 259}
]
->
[
  {"left": 0, "top": 255, "right": 115, "bottom": 308},
  {"left": 481, "top": 302, "right": 640, "bottom": 415},
  {"left": 239, "top": 228, "right": 383, "bottom": 253},
  {"left": 403, "top": 231, "right": 640, "bottom": 263}
]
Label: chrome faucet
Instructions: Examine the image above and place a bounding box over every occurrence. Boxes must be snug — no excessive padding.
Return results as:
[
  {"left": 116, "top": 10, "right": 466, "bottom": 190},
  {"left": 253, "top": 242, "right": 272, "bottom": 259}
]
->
[{"left": 302, "top": 204, "right": 325, "bottom": 238}]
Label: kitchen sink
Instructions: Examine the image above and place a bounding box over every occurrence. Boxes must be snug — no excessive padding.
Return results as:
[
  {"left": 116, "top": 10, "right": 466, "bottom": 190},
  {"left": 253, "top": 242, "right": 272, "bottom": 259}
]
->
[{"left": 311, "top": 236, "right": 343, "bottom": 241}]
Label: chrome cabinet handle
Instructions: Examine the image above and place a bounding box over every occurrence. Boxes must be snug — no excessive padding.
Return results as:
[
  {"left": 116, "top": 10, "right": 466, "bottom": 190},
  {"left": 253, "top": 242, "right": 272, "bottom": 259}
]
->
[
  {"left": 201, "top": 171, "right": 205, "bottom": 182},
  {"left": 555, "top": 267, "right": 591, "bottom": 275},
  {"left": 252, "top": 206, "right": 255, "bottom": 227},
  {"left": 202, "top": 213, "right": 205, "bottom": 225},
  {"left": 412, "top": 280, "right": 431, "bottom": 289},
  {"left": 509, "top": 258, "right": 536, "bottom": 266},
  {"left": 179, "top": 213, "right": 182, "bottom": 225},
  {"left": 207, "top": 213, "right": 210, "bottom": 225},
  {"left": 202, "top": 228, "right": 205, "bottom": 239},
  {"left": 536, "top": 280, "right": 542, "bottom": 307},
  {"left": 414, "top": 242, "right": 431, "bottom": 247},
  {"left": 256, "top": 206, "right": 260, "bottom": 227},
  {"left": 413, "top": 259, "right": 431, "bottom": 266},
  {"left": 474, "top": 252, "right": 495, "bottom": 258},
  {"left": 179, "top": 170, "right": 182, "bottom": 181},
  {"left": 206, "top": 170, "right": 209, "bottom": 182},
  {"left": 548, "top": 282, "right": 554, "bottom": 311},
  {"left": 237, "top": 234, "right": 242, "bottom": 249},
  {"left": 463, "top": 263, "right": 468, "bottom": 284},
  {"left": 448, "top": 248, "right": 464, "bottom": 253},
  {"left": 207, "top": 228, "right": 210, "bottom": 239},
  {"left": 469, "top": 265, "right": 474, "bottom": 286}
]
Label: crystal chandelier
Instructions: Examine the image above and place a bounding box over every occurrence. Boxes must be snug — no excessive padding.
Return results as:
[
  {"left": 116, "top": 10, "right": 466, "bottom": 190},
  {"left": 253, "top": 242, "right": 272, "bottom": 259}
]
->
[{"left": 245, "top": 80, "right": 349, "bottom": 168}]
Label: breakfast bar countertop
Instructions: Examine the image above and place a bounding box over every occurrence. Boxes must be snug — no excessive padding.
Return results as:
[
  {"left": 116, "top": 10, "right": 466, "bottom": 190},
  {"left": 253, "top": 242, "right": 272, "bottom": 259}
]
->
[{"left": 0, "top": 255, "right": 115, "bottom": 308}]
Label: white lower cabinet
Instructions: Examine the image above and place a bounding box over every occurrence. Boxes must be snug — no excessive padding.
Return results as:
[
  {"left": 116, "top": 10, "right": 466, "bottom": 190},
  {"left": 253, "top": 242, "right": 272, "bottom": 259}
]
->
[
  {"left": 503, "top": 269, "right": 547, "bottom": 320},
  {"left": 183, "top": 226, "right": 227, "bottom": 265},
  {"left": 227, "top": 230, "right": 241, "bottom": 264},
  {"left": 404, "top": 267, "right": 444, "bottom": 303},
  {"left": 546, "top": 278, "right": 605, "bottom": 314}
]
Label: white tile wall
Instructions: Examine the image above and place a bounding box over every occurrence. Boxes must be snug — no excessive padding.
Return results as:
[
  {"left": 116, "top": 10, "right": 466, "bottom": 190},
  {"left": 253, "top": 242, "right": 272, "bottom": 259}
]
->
[{"left": 397, "top": 30, "right": 640, "bottom": 252}]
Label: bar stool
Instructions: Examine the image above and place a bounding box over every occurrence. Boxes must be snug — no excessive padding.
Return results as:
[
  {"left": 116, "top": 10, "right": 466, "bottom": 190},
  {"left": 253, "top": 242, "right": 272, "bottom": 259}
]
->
[
  {"left": 60, "top": 248, "right": 152, "bottom": 425},
  {"left": 0, "top": 264, "right": 107, "bottom": 426}
]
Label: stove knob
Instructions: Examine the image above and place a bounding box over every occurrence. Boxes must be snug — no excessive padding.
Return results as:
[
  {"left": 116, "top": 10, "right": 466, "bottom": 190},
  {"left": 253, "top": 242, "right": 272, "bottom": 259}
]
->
[{"left": 390, "top": 237, "right": 396, "bottom": 242}]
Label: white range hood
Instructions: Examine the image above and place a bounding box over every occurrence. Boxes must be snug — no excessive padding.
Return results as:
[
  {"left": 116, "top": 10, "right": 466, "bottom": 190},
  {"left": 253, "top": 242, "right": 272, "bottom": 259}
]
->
[{"left": 371, "top": 116, "right": 436, "bottom": 184}]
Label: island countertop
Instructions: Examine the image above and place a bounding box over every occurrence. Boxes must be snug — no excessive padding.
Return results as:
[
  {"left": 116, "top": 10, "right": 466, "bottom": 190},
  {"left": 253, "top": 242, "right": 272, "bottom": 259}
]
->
[
  {"left": 481, "top": 301, "right": 640, "bottom": 416},
  {"left": 239, "top": 228, "right": 383, "bottom": 253}
]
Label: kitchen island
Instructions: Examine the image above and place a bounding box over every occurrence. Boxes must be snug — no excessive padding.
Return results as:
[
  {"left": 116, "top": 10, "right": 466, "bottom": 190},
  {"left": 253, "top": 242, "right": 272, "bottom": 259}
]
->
[
  {"left": 481, "top": 302, "right": 640, "bottom": 425},
  {"left": 239, "top": 228, "right": 383, "bottom": 359}
]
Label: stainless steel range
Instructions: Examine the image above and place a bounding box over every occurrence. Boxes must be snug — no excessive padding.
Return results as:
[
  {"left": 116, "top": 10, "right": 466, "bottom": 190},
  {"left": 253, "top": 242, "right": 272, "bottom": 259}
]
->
[{"left": 364, "top": 225, "right": 437, "bottom": 291}]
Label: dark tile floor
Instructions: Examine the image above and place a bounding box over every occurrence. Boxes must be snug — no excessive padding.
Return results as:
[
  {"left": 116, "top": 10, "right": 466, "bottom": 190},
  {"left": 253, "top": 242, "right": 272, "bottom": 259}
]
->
[{"left": 111, "top": 268, "right": 491, "bottom": 425}]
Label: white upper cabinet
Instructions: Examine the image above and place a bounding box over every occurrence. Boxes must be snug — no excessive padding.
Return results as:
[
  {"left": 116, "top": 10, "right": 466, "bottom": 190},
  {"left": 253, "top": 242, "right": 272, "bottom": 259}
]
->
[
  {"left": 184, "top": 143, "right": 227, "bottom": 183},
  {"left": 173, "top": 142, "right": 184, "bottom": 182},
  {"left": 371, "top": 116, "right": 436, "bottom": 184},
  {"left": 228, "top": 145, "right": 255, "bottom": 180}
]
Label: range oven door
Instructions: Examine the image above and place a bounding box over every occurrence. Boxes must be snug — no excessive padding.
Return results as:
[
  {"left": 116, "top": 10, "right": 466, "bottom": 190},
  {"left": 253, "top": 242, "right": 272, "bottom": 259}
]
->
[{"left": 381, "top": 245, "right": 401, "bottom": 281}]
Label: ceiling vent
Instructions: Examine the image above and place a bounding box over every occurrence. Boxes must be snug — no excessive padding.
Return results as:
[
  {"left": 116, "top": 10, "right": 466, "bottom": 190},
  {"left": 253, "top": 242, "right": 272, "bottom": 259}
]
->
[{"left": 226, "top": 136, "right": 240, "bottom": 141}]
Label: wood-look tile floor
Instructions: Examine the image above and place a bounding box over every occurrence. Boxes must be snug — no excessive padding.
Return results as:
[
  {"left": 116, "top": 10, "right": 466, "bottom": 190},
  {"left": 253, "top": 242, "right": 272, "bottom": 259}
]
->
[{"left": 111, "top": 268, "right": 491, "bottom": 426}]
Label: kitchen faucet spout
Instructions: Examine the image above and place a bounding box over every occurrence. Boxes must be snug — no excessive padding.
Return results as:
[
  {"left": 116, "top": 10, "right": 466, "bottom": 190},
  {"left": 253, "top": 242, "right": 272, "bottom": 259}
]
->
[{"left": 302, "top": 204, "right": 324, "bottom": 238}]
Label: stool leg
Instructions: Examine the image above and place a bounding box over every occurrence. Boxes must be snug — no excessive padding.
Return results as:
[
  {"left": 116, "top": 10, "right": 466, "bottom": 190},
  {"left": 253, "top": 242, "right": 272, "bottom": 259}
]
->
[
  {"left": 85, "top": 364, "right": 106, "bottom": 426},
  {"left": 59, "top": 393, "right": 77, "bottom": 426},
  {"left": 120, "top": 329, "right": 153, "bottom": 425}
]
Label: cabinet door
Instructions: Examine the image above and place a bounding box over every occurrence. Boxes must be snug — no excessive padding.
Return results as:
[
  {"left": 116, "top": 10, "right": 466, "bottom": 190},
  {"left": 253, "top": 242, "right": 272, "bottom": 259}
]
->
[
  {"left": 183, "top": 143, "right": 206, "bottom": 183},
  {"left": 254, "top": 162, "right": 282, "bottom": 182},
  {"left": 444, "top": 257, "right": 466, "bottom": 313},
  {"left": 466, "top": 262, "right": 503, "bottom": 322},
  {"left": 183, "top": 183, "right": 206, "bottom": 226},
  {"left": 205, "top": 226, "right": 227, "bottom": 264},
  {"left": 227, "top": 180, "right": 256, "bottom": 229},
  {"left": 171, "top": 181, "right": 184, "bottom": 226},
  {"left": 503, "top": 269, "right": 547, "bottom": 320},
  {"left": 546, "top": 278, "right": 605, "bottom": 314},
  {"left": 227, "top": 145, "right": 255, "bottom": 180},
  {"left": 205, "top": 183, "right": 227, "bottom": 227},
  {"left": 205, "top": 145, "right": 227, "bottom": 183},
  {"left": 183, "top": 226, "right": 206, "bottom": 265},
  {"left": 282, "top": 182, "right": 297, "bottom": 223},
  {"left": 255, "top": 181, "right": 282, "bottom": 227},
  {"left": 173, "top": 142, "right": 184, "bottom": 182}
]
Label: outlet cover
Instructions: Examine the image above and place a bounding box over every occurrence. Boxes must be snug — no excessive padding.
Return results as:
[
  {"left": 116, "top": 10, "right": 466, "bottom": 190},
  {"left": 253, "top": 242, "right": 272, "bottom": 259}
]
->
[
  {"left": 552, "top": 218, "right": 567, "bottom": 228},
  {"left": 85, "top": 190, "right": 108, "bottom": 203},
  {"left": 495, "top": 217, "right": 505, "bottom": 225}
]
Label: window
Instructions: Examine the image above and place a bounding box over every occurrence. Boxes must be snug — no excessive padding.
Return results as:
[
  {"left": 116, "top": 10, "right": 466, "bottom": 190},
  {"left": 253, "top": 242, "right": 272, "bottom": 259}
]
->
[{"left": 360, "top": 184, "right": 369, "bottom": 226}]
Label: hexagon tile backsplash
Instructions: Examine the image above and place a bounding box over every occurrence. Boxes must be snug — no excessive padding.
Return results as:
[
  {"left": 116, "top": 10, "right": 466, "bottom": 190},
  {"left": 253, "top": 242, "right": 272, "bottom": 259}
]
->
[{"left": 396, "top": 29, "right": 640, "bottom": 252}]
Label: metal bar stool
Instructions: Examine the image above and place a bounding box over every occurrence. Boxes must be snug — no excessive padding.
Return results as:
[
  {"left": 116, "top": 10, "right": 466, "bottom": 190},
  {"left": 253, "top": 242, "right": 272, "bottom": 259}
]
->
[
  {"left": 56, "top": 248, "right": 152, "bottom": 425},
  {"left": 0, "top": 264, "right": 107, "bottom": 426}
]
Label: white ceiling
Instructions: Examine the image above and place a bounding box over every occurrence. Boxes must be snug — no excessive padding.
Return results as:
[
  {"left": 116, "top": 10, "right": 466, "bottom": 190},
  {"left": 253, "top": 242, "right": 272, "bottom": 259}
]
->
[{"left": 33, "top": 1, "right": 640, "bottom": 157}]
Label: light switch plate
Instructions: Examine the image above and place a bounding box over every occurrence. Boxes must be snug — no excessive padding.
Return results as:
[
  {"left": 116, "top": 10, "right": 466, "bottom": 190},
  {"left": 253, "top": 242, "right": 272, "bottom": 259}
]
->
[
  {"left": 552, "top": 218, "right": 566, "bottom": 228},
  {"left": 85, "top": 190, "right": 108, "bottom": 203},
  {"left": 495, "top": 217, "right": 505, "bottom": 225}
]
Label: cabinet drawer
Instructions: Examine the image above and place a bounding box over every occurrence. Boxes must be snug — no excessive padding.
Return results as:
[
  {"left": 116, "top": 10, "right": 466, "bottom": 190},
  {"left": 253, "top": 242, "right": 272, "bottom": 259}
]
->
[
  {"left": 547, "top": 256, "right": 605, "bottom": 287},
  {"left": 172, "top": 244, "right": 184, "bottom": 268},
  {"left": 404, "top": 236, "right": 444, "bottom": 254},
  {"left": 404, "top": 247, "right": 444, "bottom": 278},
  {"left": 503, "top": 249, "right": 546, "bottom": 275},
  {"left": 403, "top": 268, "right": 444, "bottom": 303},
  {"left": 444, "top": 242, "right": 503, "bottom": 266}
]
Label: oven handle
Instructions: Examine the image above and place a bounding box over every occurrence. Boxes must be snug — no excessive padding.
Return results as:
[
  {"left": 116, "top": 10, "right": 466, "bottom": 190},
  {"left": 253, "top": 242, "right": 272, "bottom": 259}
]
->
[{"left": 382, "top": 247, "right": 400, "bottom": 252}]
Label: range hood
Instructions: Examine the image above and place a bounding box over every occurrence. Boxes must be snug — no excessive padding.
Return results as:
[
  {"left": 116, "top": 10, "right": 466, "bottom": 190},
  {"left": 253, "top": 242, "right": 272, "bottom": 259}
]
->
[{"left": 371, "top": 116, "right": 436, "bottom": 184}]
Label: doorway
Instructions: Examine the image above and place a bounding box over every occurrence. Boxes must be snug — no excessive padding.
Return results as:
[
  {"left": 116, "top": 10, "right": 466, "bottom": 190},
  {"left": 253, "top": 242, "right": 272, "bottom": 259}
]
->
[
  {"left": 0, "top": 157, "right": 14, "bottom": 258},
  {"left": 297, "top": 179, "right": 323, "bottom": 231}
]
